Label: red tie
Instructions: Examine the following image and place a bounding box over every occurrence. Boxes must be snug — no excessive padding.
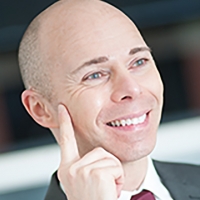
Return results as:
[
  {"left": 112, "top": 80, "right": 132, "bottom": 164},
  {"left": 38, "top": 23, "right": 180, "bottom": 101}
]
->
[{"left": 131, "top": 190, "right": 155, "bottom": 200}]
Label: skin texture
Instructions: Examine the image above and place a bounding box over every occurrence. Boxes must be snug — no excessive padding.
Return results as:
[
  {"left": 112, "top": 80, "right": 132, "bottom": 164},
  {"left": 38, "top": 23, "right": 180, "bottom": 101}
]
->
[{"left": 20, "top": 0, "right": 164, "bottom": 199}]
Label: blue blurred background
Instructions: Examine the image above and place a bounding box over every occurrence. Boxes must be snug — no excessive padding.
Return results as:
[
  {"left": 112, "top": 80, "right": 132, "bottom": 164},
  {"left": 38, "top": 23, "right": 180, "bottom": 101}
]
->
[{"left": 0, "top": 0, "right": 200, "bottom": 199}]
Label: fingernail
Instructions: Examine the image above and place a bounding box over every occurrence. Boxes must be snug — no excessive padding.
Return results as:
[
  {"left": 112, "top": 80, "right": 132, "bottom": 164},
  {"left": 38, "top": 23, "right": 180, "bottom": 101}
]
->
[{"left": 58, "top": 104, "right": 64, "bottom": 114}]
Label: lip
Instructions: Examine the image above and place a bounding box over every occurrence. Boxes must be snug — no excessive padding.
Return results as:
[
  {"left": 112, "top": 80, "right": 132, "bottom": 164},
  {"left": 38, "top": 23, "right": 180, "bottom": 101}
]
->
[{"left": 105, "top": 110, "right": 150, "bottom": 131}]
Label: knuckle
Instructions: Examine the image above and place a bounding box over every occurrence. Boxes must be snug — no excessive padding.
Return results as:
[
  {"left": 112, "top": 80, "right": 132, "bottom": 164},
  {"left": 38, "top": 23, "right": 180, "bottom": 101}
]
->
[
  {"left": 109, "top": 158, "right": 119, "bottom": 166},
  {"left": 90, "top": 168, "right": 99, "bottom": 178},
  {"left": 58, "top": 164, "right": 76, "bottom": 181},
  {"left": 90, "top": 168, "right": 103, "bottom": 179},
  {"left": 94, "top": 147, "right": 106, "bottom": 154},
  {"left": 78, "top": 166, "right": 90, "bottom": 180},
  {"left": 68, "top": 165, "right": 76, "bottom": 178}
]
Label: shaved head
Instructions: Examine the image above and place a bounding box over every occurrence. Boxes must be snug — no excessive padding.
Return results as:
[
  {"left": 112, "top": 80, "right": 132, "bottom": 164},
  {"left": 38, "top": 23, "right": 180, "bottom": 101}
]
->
[
  {"left": 19, "top": 0, "right": 164, "bottom": 163},
  {"left": 18, "top": 3, "right": 53, "bottom": 100},
  {"left": 18, "top": 0, "right": 140, "bottom": 101}
]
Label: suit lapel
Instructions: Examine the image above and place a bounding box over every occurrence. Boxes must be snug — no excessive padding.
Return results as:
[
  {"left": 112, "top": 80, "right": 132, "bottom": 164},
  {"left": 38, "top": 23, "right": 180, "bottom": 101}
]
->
[
  {"left": 154, "top": 160, "right": 200, "bottom": 200},
  {"left": 44, "top": 172, "right": 67, "bottom": 200}
]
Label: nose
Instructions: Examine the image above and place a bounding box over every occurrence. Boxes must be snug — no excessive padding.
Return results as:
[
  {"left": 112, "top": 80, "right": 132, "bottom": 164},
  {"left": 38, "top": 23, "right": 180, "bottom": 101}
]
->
[{"left": 110, "top": 70, "right": 141, "bottom": 103}]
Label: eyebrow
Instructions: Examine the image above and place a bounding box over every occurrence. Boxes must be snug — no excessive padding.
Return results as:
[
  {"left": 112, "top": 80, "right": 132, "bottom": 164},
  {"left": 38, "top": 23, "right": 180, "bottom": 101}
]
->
[
  {"left": 72, "top": 46, "right": 151, "bottom": 74},
  {"left": 129, "top": 46, "right": 151, "bottom": 55},
  {"left": 81, "top": 56, "right": 109, "bottom": 69}
]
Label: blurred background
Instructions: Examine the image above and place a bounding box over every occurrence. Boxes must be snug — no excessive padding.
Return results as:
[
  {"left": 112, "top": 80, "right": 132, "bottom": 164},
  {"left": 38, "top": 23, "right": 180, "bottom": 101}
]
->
[{"left": 0, "top": 0, "right": 200, "bottom": 199}]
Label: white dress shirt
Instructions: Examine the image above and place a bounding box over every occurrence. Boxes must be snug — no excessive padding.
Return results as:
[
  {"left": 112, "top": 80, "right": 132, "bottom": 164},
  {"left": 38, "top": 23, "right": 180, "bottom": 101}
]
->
[{"left": 118, "top": 157, "right": 174, "bottom": 200}]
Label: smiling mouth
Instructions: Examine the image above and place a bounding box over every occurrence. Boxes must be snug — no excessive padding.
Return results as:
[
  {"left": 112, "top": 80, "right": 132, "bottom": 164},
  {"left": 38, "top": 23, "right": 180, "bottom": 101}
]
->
[{"left": 106, "top": 113, "right": 147, "bottom": 127}]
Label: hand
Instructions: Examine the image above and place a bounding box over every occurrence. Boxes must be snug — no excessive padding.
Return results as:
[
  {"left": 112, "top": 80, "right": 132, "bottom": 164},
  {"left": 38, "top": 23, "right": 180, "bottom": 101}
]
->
[{"left": 57, "top": 104, "right": 124, "bottom": 200}]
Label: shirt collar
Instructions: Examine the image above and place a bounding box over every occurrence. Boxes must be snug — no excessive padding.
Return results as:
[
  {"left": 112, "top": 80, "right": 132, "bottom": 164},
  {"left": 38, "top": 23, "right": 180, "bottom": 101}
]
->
[
  {"left": 141, "top": 157, "right": 172, "bottom": 199},
  {"left": 118, "top": 157, "right": 173, "bottom": 200}
]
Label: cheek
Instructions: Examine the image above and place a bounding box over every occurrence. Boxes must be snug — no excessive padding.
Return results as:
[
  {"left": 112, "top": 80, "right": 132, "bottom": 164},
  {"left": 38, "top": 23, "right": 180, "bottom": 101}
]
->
[
  {"left": 67, "top": 89, "right": 106, "bottom": 130},
  {"left": 142, "top": 68, "right": 164, "bottom": 104}
]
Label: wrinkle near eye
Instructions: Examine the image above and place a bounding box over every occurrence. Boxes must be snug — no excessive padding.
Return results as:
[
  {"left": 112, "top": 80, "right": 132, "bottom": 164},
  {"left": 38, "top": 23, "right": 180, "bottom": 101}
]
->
[{"left": 63, "top": 73, "right": 103, "bottom": 100}]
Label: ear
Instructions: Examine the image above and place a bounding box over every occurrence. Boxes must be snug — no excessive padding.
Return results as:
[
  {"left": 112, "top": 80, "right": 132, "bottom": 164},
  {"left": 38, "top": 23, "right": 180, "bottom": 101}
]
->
[{"left": 21, "top": 89, "right": 58, "bottom": 128}]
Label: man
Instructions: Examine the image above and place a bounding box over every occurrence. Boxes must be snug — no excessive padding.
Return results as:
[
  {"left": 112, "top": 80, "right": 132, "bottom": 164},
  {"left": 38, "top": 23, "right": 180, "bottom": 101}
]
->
[{"left": 18, "top": 0, "right": 200, "bottom": 199}]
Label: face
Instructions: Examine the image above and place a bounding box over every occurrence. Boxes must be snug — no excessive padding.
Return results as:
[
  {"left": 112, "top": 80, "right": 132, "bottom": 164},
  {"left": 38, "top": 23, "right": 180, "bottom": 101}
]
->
[{"left": 47, "top": 4, "right": 164, "bottom": 162}]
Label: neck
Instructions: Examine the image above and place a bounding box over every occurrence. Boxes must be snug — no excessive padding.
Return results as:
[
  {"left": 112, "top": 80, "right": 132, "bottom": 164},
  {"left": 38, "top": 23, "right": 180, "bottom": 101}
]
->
[{"left": 121, "top": 156, "right": 148, "bottom": 191}]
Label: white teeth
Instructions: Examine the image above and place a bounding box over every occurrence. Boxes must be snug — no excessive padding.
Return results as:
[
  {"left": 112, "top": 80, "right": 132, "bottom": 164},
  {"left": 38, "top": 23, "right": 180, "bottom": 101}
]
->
[
  {"left": 115, "top": 120, "right": 120, "bottom": 127},
  {"left": 120, "top": 119, "right": 126, "bottom": 127},
  {"left": 111, "top": 122, "right": 115, "bottom": 126},
  {"left": 109, "top": 114, "right": 146, "bottom": 127},
  {"left": 126, "top": 119, "right": 132, "bottom": 126},
  {"left": 132, "top": 118, "right": 138, "bottom": 125},
  {"left": 138, "top": 114, "right": 146, "bottom": 123}
]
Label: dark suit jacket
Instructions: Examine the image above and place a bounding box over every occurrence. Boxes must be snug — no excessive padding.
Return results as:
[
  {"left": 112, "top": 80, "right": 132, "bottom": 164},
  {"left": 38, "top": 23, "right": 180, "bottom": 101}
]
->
[{"left": 44, "top": 160, "right": 200, "bottom": 200}]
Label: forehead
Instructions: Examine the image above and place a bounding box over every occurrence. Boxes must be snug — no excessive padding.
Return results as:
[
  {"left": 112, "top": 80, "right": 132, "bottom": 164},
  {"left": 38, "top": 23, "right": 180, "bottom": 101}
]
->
[
  {"left": 42, "top": 2, "right": 147, "bottom": 71},
  {"left": 67, "top": 29, "right": 145, "bottom": 72}
]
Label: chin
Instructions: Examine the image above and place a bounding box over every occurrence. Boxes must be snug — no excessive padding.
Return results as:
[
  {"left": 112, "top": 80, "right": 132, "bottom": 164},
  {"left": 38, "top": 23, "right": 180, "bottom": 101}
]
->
[{"left": 114, "top": 139, "right": 156, "bottom": 163}]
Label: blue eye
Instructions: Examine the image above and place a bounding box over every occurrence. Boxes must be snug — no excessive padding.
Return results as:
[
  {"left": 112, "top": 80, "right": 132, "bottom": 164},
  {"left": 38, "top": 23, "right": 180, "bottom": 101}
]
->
[
  {"left": 82, "top": 71, "right": 110, "bottom": 82},
  {"left": 87, "top": 72, "right": 102, "bottom": 80},
  {"left": 83, "top": 71, "right": 106, "bottom": 81},
  {"left": 133, "top": 59, "right": 147, "bottom": 67}
]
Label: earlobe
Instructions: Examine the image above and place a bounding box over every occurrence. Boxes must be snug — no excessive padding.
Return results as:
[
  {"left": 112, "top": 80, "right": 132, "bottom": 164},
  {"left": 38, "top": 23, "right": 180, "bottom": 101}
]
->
[{"left": 21, "top": 89, "right": 58, "bottom": 128}]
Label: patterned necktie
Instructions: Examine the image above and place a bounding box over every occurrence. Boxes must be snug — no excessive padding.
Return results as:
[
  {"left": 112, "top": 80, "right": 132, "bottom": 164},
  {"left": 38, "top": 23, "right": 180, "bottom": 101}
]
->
[{"left": 131, "top": 190, "right": 155, "bottom": 200}]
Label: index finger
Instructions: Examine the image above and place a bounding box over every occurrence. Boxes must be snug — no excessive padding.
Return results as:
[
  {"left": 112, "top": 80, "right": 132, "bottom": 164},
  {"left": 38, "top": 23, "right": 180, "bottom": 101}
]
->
[{"left": 58, "top": 104, "right": 80, "bottom": 166}]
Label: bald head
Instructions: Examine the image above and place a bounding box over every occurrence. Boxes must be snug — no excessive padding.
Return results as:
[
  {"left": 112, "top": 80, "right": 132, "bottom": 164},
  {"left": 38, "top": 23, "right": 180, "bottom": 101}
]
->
[
  {"left": 18, "top": 0, "right": 142, "bottom": 101},
  {"left": 19, "top": 0, "right": 164, "bottom": 162}
]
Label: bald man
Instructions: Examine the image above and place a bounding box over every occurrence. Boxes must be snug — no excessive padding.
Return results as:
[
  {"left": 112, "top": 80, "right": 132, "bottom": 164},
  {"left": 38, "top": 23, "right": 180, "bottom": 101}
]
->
[{"left": 18, "top": 0, "right": 200, "bottom": 199}]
